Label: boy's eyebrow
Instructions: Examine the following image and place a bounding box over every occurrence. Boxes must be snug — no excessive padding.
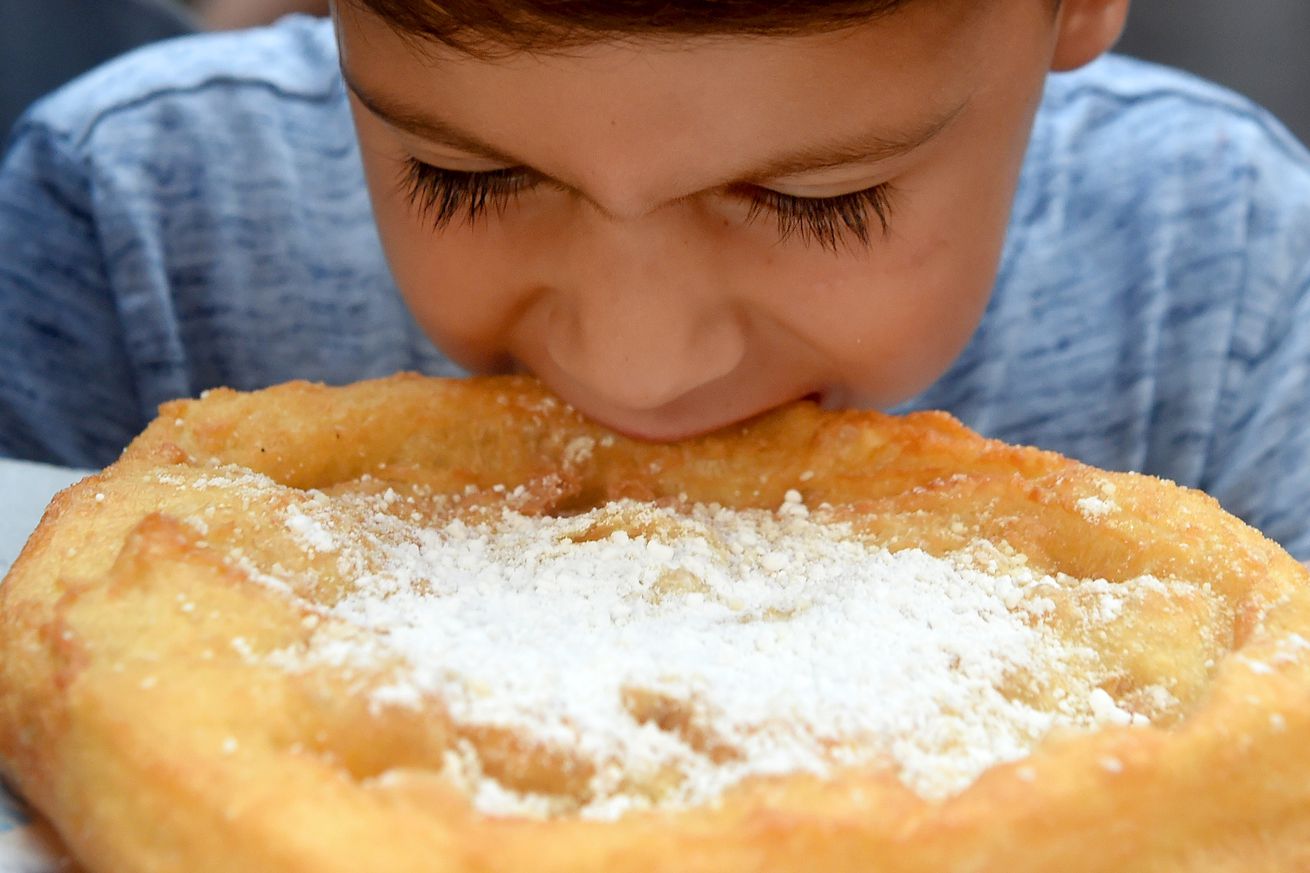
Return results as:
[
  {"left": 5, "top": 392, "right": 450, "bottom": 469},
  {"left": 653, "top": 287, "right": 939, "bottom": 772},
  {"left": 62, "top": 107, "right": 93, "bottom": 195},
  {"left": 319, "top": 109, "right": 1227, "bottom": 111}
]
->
[
  {"left": 343, "top": 67, "right": 520, "bottom": 164},
  {"left": 341, "top": 65, "right": 968, "bottom": 178},
  {"left": 744, "top": 100, "right": 968, "bottom": 180}
]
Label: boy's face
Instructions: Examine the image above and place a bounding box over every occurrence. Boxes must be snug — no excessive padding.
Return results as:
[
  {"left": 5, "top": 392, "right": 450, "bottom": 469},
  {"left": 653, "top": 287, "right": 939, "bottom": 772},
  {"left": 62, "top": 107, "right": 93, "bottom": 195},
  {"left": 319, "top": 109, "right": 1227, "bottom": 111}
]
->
[{"left": 335, "top": 1, "right": 1118, "bottom": 440}]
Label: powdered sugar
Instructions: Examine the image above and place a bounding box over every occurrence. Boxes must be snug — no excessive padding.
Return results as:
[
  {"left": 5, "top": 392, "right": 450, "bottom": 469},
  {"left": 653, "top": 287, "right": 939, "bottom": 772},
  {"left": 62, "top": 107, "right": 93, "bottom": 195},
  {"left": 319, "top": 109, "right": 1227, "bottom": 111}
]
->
[
  {"left": 1076, "top": 480, "right": 1120, "bottom": 521},
  {"left": 285, "top": 506, "right": 337, "bottom": 554},
  {"left": 1076, "top": 496, "right": 1117, "bottom": 520},
  {"left": 246, "top": 486, "right": 1173, "bottom": 819}
]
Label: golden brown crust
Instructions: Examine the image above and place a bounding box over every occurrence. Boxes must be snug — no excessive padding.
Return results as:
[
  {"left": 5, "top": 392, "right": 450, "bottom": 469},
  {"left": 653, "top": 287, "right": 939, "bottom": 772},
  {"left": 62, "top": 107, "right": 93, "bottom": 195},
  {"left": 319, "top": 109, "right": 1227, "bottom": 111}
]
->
[{"left": 2, "top": 374, "right": 1308, "bottom": 872}]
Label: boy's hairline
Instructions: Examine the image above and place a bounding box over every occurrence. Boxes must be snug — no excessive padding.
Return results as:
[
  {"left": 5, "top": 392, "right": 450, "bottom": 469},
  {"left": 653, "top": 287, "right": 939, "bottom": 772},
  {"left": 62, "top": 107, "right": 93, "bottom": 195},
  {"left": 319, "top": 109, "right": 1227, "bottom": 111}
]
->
[
  {"left": 341, "top": 1, "right": 1064, "bottom": 59},
  {"left": 339, "top": 0, "right": 921, "bottom": 57}
]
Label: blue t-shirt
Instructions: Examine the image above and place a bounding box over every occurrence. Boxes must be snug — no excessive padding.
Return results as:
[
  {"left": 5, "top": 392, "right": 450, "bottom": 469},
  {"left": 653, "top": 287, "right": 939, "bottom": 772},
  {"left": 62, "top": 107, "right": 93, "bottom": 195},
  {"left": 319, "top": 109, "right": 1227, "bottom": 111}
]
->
[{"left": 2, "top": 17, "right": 1309, "bottom": 558}]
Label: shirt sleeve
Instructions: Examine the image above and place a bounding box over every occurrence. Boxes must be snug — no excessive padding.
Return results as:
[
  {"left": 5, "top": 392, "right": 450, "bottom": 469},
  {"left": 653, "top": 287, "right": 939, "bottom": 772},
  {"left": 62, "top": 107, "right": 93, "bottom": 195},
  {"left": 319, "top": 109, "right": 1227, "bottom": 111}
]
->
[
  {"left": 0, "top": 119, "right": 146, "bottom": 468},
  {"left": 1200, "top": 116, "right": 1310, "bottom": 561},
  {"left": 1203, "top": 265, "right": 1310, "bottom": 561}
]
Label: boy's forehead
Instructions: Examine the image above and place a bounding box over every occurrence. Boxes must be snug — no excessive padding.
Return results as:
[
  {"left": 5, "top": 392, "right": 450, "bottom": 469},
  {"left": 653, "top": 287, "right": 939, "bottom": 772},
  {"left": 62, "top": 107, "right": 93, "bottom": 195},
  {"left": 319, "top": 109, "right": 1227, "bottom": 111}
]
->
[{"left": 336, "top": 0, "right": 1037, "bottom": 194}]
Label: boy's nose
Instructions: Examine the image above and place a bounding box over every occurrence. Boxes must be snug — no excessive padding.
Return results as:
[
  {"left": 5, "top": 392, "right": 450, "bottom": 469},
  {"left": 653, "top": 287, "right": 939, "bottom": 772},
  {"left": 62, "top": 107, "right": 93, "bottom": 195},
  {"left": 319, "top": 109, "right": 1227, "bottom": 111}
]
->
[
  {"left": 543, "top": 291, "right": 747, "bottom": 412},
  {"left": 536, "top": 236, "right": 748, "bottom": 412}
]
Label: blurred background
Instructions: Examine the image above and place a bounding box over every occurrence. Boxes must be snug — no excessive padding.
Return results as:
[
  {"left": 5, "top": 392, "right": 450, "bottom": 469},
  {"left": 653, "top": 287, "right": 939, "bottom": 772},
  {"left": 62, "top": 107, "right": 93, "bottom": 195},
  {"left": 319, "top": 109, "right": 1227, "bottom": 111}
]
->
[
  {"left": 1116, "top": 1, "right": 1310, "bottom": 144},
  {"left": 2, "top": 0, "right": 1308, "bottom": 145}
]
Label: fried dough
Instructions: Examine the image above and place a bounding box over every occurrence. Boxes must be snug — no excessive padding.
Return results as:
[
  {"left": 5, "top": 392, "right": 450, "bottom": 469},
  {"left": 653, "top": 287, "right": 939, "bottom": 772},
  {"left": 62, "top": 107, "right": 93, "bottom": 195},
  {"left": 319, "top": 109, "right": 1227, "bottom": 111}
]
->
[{"left": 1, "top": 374, "right": 1307, "bottom": 872}]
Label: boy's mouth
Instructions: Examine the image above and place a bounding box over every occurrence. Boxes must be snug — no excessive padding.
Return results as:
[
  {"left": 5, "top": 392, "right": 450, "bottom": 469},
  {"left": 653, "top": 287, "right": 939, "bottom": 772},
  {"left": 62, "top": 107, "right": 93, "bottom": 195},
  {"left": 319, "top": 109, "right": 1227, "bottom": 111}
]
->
[
  {"left": 503, "top": 355, "right": 840, "bottom": 442},
  {"left": 569, "top": 387, "right": 836, "bottom": 444},
  {"left": 806, "top": 389, "right": 850, "bottom": 411}
]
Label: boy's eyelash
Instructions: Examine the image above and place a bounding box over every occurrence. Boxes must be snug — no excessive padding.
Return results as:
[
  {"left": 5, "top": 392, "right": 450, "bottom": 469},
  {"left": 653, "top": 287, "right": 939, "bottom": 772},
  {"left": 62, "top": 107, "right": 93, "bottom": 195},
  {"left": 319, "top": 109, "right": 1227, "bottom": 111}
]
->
[
  {"left": 400, "top": 159, "right": 534, "bottom": 227},
  {"left": 739, "top": 184, "right": 894, "bottom": 252},
  {"left": 399, "top": 158, "right": 894, "bottom": 251}
]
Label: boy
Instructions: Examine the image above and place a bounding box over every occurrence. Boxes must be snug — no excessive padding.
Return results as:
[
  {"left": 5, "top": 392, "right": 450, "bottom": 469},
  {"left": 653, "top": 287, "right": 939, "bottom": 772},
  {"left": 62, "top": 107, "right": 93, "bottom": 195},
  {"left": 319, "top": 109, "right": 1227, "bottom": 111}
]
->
[{"left": 1, "top": 0, "right": 1309, "bottom": 559}]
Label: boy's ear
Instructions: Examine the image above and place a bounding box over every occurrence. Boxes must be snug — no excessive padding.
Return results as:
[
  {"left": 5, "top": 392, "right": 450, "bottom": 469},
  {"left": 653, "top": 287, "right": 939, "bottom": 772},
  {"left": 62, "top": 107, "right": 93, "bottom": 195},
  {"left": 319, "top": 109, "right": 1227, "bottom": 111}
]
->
[{"left": 1050, "top": 0, "right": 1132, "bottom": 72}]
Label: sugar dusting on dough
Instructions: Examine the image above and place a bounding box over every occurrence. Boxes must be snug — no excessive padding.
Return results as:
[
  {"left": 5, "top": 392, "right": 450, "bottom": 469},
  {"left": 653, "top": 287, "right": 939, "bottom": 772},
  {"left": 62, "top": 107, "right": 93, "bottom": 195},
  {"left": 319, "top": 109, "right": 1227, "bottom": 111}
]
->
[
  {"left": 1076, "top": 479, "right": 1120, "bottom": 522},
  {"left": 1076, "top": 496, "right": 1117, "bottom": 521},
  {"left": 205, "top": 480, "right": 1192, "bottom": 820}
]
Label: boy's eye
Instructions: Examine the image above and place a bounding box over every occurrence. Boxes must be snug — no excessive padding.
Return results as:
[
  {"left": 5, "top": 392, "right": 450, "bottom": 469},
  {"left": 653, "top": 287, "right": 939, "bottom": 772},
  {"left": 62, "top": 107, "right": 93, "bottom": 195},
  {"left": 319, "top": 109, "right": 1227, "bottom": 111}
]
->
[
  {"left": 398, "top": 158, "right": 894, "bottom": 252},
  {"left": 400, "top": 159, "right": 537, "bottom": 227},
  {"left": 734, "top": 184, "right": 895, "bottom": 252}
]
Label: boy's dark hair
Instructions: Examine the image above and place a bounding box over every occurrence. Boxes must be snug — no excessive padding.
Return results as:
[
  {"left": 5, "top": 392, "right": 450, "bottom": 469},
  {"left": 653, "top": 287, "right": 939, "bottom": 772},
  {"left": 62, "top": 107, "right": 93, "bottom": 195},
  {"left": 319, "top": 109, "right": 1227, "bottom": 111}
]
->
[{"left": 349, "top": 1, "right": 912, "bottom": 54}]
